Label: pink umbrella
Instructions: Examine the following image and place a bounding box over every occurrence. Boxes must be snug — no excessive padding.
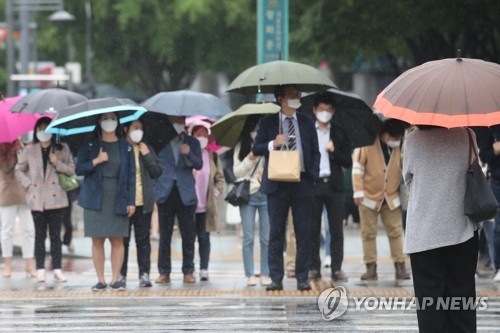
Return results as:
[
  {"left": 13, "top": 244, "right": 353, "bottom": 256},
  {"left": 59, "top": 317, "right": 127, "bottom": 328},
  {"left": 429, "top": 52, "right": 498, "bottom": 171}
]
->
[{"left": 0, "top": 96, "right": 53, "bottom": 143}]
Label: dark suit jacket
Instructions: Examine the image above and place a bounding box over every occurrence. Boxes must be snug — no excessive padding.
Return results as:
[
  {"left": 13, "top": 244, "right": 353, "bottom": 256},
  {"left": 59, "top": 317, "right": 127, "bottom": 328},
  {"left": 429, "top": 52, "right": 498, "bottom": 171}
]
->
[
  {"left": 154, "top": 133, "right": 202, "bottom": 206},
  {"left": 253, "top": 111, "right": 320, "bottom": 194},
  {"left": 324, "top": 121, "right": 352, "bottom": 192},
  {"left": 76, "top": 138, "right": 136, "bottom": 215}
]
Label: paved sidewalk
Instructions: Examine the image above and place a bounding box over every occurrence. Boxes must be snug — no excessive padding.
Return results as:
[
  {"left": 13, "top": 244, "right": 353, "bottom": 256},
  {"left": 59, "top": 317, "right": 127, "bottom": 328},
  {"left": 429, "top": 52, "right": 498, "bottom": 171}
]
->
[{"left": 1, "top": 226, "right": 499, "bottom": 298}]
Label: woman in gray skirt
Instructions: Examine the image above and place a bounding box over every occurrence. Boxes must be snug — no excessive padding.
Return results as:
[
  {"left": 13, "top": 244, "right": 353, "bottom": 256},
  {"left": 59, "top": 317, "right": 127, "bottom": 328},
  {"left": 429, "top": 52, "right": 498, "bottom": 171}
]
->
[{"left": 76, "top": 112, "right": 136, "bottom": 291}]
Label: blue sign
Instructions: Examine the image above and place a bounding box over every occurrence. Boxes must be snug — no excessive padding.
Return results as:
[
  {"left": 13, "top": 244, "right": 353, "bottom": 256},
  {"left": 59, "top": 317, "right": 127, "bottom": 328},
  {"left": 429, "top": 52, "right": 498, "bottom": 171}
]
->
[{"left": 257, "top": 0, "right": 289, "bottom": 64}]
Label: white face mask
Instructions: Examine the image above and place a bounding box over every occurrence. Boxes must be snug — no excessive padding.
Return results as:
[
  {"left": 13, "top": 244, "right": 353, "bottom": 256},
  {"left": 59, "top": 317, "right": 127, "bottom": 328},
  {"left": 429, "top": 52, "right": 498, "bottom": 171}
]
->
[
  {"left": 387, "top": 140, "right": 401, "bottom": 148},
  {"left": 197, "top": 137, "right": 208, "bottom": 149},
  {"left": 316, "top": 111, "right": 333, "bottom": 123},
  {"left": 36, "top": 131, "right": 52, "bottom": 143},
  {"left": 250, "top": 131, "right": 257, "bottom": 140},
  {"left": 173, "top": 123, "right": 185, "bottom": 134},
  {"left": 287, "top": 99, "right": 302, "bottom": 109},
  {"left": 129, "top": 129, "right": 143, "bottom": 143},
  {"left": 101, "top": 119, "right": 118, "bottom": 133}
]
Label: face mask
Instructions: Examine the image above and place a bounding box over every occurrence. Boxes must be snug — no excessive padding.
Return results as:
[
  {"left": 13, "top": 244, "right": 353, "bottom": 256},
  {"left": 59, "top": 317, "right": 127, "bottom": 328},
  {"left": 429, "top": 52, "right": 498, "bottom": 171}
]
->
[
  {"left": 250, "top": 131, "right": 257, "bottom": 140},
  {"left": 36, "top": 131, "right": 52, "bottom": 143},
  {"left": 387, "top": 140, "right": 401, "bottom": 148},
  {"left": 197, "top": 137, "right": 208, "bottom": 149},
  {"left": 101, "top": 119, "right": 118, "bottom": 133},
  {"left": 173, "top": 123, "right": 185, "bottom": 134},
  {"left": 287, "top": 99, "right": 301, "bottom": 109},
  {"left": 129, "top": 129, "right": 143, "bottom": 143},
  {"left": 316, "top": 111, "right": 332, "bottom": 123}
]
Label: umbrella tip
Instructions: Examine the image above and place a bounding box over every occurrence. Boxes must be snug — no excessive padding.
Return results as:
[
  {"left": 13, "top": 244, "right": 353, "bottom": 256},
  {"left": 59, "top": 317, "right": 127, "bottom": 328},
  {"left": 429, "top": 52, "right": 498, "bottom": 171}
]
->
[{"left": 456, "top": 49, "right": 462, "bottom": 62}]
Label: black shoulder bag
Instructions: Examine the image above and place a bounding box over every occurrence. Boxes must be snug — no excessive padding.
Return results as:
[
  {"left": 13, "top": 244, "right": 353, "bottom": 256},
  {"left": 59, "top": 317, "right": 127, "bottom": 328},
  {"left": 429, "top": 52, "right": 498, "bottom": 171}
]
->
[
  {"left": 464, "top": 128, "right": 498, "bottom": 222},
  {"left": 225, "top": 158, "right": 261, "bottom": 207}
]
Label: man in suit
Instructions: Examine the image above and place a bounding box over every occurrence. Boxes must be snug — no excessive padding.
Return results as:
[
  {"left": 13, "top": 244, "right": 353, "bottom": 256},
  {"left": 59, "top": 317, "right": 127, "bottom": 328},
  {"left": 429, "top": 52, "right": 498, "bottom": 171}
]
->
[
  {"left": 154, "top": 116, "right": 202, "bottom": 284},
  {"left": 309, "top": 93, "right": 352, "bottom": 283},
  {"left": 253, "top": 84, "right": 321, "bottom": 291}
]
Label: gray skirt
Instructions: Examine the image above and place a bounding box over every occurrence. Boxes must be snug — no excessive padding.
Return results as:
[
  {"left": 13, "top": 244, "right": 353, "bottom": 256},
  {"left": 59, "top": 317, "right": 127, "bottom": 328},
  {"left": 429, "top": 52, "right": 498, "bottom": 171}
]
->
[{"left": 84, "top": 177, "right": 129, "bottom": 238}]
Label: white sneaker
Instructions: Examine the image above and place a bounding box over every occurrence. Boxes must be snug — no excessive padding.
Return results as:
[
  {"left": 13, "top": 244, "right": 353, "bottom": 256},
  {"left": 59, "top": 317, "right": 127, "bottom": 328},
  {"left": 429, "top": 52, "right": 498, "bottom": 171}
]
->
[
  {"left": 200, "top": 269, "right": 209, "bottom": 281},
  {"left": 322, "top": 255, "right": 331, "bottom": 268},
  {"left": 54, "top": 269, "right": 67, "bottom": 282},
  {"left": 260, "top": 276, "right": 272, "bottom": 286},
  {"left": 36, "top": 269, "right": 45, "bottom": 283},
  {"left": 494, "top": 271, "right": 500, "bottom": 282},
  {"left": 247, "top": 276, "right": 257, "bottom": 286}
]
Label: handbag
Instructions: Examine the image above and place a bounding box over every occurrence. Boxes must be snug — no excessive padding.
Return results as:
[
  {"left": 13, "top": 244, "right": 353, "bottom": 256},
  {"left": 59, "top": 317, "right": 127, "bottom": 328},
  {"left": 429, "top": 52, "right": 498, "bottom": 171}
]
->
[
  {"left": 464, "top": 128, "right": 498, "bottom": 222},
  {"left": 268, "top": 145, "right": 301, "bottom": 182},
  {"left": 58, "top": 173, "right": 80, "bottom": 192},
  {"left": 225, "top": 158, "right": 261, "bottom": 206}
]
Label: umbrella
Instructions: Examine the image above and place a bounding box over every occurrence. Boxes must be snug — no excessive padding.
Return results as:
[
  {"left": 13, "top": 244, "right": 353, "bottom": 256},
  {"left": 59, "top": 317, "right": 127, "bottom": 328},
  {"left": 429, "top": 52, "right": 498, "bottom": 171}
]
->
[
  {"left": 211, "top": 103, "right": 281, "bottom": 148},
  {"left": 9, "top": 88, "right": 88, "bottom": 115},
  {"left": 46, "top": 98, "right": 148, "bottom": 137},
  {"left": 0, "top": 96, "right": 52, "bottom": 143},
  {"left": 301, "top": 89, "right": 381, "bottom": 149},
  {"left": 141, "top": 90, "right": 231, "bottom": 118},
  {"left": 373, "top": 55, "right": 500, "bottom": 128},
  {"left": 140, "top": 110, "right": 178, "bottom": 154},
  {"left": 226, "top": 60, "right": 337, "bottom": 94}
]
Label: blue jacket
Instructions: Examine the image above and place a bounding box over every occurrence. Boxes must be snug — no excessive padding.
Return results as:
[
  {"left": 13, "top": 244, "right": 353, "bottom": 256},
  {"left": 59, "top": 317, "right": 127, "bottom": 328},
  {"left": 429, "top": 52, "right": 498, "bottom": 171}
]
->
[
  {"left": 154, "top": 133, "right": 202, "bottom": 206},
  {"left": 76, "top": 138, "right": 136, "bottom": 215},
  {"left": 253, "top": 111, "right": 320, "bottom": 194}
]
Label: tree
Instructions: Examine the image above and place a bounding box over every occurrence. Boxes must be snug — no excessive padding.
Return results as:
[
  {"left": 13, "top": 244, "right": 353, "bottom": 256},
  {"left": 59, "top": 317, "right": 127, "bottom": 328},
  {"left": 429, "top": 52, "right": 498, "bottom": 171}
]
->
[{"left": 290, "top": 0, "right": 500, "bottom": 76}]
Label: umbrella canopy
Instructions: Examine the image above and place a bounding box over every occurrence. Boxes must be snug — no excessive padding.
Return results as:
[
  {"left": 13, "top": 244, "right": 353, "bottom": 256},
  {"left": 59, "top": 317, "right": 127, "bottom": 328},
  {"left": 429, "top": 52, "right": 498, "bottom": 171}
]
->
[
  {"left": 211, "top": 103, "right": 281, "bottom": 148},
  {"left": 141, "top": 90, "right": 231, "bottom": 118},
  {"left": 46, "top": 98, "right": 148, "bottom": 136},
  {"left": 140, "top": 110, "right": 178, "bottom": 154},
  {"left": 301, "top": 89, "right": 381, "bottom": 149},
  {"left": 226, "top": 60, "right": 337, "bottom": 94},
  {"left": 0, "top": 96, "right": 52, "bottom": 143},
  {"left": 373, "top": 56, "right": 500, "bottom": 128},
  {"left": 9, "top": 88, "right": 88, "bottom": 115}
]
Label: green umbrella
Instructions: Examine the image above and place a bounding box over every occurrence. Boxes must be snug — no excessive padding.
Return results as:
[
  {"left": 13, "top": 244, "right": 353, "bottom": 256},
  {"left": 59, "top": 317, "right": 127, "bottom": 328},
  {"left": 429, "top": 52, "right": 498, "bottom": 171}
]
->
[
  {"left": 226, "top": 60, "right": 337, "bottom": 94},
  {"left": 211, "top": 103, "right": 281, "bottom": 148}
]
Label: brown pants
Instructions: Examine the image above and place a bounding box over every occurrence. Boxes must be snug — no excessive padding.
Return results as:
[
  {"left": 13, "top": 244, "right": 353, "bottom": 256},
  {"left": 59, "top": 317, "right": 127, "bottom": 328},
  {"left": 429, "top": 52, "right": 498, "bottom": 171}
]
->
[{"left": 359, "top": 204, "right": 405, "bottom": 263}]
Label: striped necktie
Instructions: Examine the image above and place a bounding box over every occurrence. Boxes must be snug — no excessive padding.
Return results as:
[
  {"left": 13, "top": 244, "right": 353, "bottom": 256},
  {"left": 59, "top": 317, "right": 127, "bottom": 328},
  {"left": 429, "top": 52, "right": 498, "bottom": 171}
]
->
[{"left": 287, "top": 117, "right": 296, "bottom": 150}]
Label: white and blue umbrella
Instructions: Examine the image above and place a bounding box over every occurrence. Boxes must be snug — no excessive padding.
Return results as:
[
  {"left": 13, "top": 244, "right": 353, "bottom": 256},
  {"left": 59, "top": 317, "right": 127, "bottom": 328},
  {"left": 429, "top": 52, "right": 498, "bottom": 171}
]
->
[{"left": 46, "top": 97, "right": 147, "bottom": 136}]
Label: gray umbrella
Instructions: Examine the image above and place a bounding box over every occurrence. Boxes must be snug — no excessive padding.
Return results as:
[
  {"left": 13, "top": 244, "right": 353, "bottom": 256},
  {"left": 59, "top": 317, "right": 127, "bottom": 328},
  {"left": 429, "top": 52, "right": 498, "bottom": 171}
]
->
[{"left": 10, "top": 88, "right": 88, "bottom": 115}]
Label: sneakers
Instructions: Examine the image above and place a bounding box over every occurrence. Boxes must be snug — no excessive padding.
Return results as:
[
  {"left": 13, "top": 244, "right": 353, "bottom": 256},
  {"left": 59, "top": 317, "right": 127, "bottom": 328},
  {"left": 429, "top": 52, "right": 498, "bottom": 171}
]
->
[
  {"left": 110, "top": 279, "right": 126, "bottom": 291},
  {"left": 247, "top": 276, "right": 257, "bottom": 286},
  {"left": 494, "top": 271, "right": 500, "bottom": 282},
  {"left": 199, "top": 270, "right": 209, "bottom": 281},
  {"left": 36, "top": 269, "right": 45, "bottom": 283},
  {"left": 322, "top": 255, "right": 332, "bottom": 268},
  {"left": 53, "top": 269, "right": 67, "bottom": 282},
  {"left": 139, "top": 274, "right": 152, "bottom": 288},
  {"left": 260, "top": 276, "right": 272, "bottom": 286},
  {"left": 92, "top": 282, "right": 107, "bottom": 292}
]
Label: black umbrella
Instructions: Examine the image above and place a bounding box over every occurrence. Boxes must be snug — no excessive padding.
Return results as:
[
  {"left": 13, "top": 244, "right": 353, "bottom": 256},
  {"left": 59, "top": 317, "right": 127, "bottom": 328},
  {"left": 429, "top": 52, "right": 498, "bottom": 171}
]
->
[
  {"left": 140, "top": 110, "right": 177, "bottom": 154},
  {"left": 10, "top": 88, "right": 88, "bottom": 115},
  {"left": 301, "top": 89, "right": 381, "bottom": 149}
]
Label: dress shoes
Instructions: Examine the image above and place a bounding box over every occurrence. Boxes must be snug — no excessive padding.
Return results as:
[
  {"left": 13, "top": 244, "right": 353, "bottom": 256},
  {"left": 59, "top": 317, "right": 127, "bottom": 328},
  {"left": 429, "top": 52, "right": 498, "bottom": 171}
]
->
[
  {"left": 183, "top": 274, "right": 196, "bottom": 283},
  {"left": 265, "top": 281, "right": 283, "bottom": 291},
  {"left": 297, "top": 281, "right": 311, "bottom": 291},
  {"left": 155, "top": 274, "right": 170, "bottom": 284}
]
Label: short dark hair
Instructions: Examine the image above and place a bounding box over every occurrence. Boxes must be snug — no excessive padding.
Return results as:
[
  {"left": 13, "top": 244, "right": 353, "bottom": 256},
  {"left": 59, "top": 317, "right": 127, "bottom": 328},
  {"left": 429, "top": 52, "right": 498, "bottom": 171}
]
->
[
  {"left": 380, "top": 119, "right": 408, "bottom": 137},
  {"left": 313, "top": 92, "right": 335, "bottom": 108},
  {"left": 273, "top": 84, "right": 298, "bottom": 104}
]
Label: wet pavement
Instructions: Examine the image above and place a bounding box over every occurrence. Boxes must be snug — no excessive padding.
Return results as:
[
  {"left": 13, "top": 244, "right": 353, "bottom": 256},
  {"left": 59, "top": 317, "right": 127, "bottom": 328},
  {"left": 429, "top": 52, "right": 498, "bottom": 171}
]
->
[{"left": 1, "top": 226, "right": 500, "bottom": 331}]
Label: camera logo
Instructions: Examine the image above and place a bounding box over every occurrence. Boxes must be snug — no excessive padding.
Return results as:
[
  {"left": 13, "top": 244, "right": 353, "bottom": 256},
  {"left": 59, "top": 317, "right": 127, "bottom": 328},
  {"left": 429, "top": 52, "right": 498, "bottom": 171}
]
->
[{"left": 317, "top": 286, "right": 348, "bottom": 321}]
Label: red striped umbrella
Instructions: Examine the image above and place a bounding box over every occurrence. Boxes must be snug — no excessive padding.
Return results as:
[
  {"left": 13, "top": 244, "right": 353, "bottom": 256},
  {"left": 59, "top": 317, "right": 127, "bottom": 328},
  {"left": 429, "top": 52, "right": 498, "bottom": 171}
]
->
[{"left": 374, "top": 55, "right": 500, "bottom": 128}]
